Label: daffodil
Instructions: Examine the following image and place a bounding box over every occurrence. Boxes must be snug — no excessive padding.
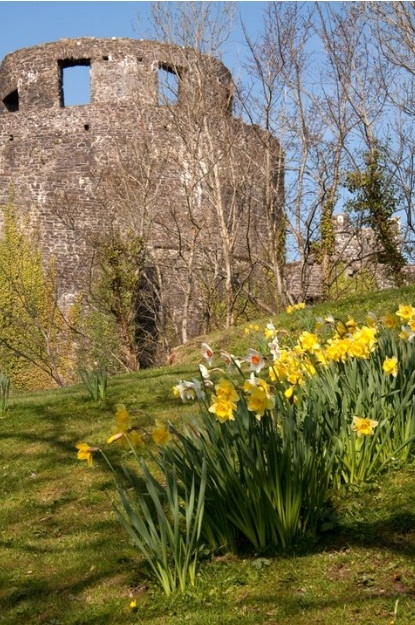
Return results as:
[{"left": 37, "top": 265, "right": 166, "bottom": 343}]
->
[
  {"left": 284, "top": 386, "right": 297, "bottom": 402},
  {"left": 199, "top": 364, "right": 210, "bottom": 380},
  {"left": 396, "top": 304, "right": 415, "bottom": 322},
  {"left": 383, "top": 356, "right": 398, "bottom": 377},
  {"left": 76, "top": 442, "right": 98, "bottom": 467},
  {"left": 268, "top": 337, "right": 281, "bottom": 361},
  {"left": 399, "top": 326, "right": 415, "bottom": 342},
  {"left": 242, "top": 348, "right": 264, "bottom": 373},
  {"left": 220, "top": 350, "right": 240, "bottom": 372},
  {"left": 351, "top": 416, "right": 379, "bottom": 437},
  {"left": 173, "top": 380, "right": 196, "bottom": 402},
  {"left": 247, "top": 386, "right": 275, "bottom": 419},
  {"left": 208, "top": 397, "right": 237, "bottom": 422},
  {"left": 151, "top": 420, "right": 172, "bottom": 447},
  {"left": 366, "top": 311, "right": 378, "bottom": 327},
  {"left": 201, "top": 343, "right": 214, "bottom": 366},
  {"left": 298, "top": 331, "right": 320, "bottom": 354},
  {"left": 107, "top": 404, "right": 144, "bottom": 449},
  {"left": 383, "top": 313, "right": 397, "bottom": 329},
  {"left": 215, "top": 378, "right": 239, "bottom": 403},
  {"left": 264, "top": 320, "right": 277, "bottom": 340},
  {"left": 346, "top": 317, "right": 357, "bottom": 334}
]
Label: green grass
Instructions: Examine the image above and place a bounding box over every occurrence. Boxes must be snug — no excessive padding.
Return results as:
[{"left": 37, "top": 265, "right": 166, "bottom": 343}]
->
[{"left": 1, "top": 286, "right": 415, "bottom": 625}]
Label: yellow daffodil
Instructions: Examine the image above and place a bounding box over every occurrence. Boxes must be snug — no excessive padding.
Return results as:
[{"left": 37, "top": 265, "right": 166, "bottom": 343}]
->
[
  {"left": 264, "top": 320, "right": 277, "bottom": 340},
  {"left": 107, "top": 404, "right": 144, "bottom": 449},
  {"left": 352, "top": 416, "right": 379, "bottom": 437},
  {"left": 151, "top": 420, "right": 172, "bottom": 447},
  {"left": 298, "top": 331, "right": 320, "bottom": 354},
  {"left": 396, "top": 304, "right": 415, "bottom": 322},
  {"left": 284, "top": 386, "right": 298, "bottom": 403},
  {"left": 208, "top": 397, "right": 237, "bottom": 422},
  {"left": 336, "top": 320, "right": 348, "bottom": 337},
  {"left": 383, "top": 313, "right": 397, "bottom": 329},
  {"left": 76, "top": 442, "right": 98, "bottom": 467},
  {"left": 115, "top": 404, "right": 130, "bottom": 428},
  {"left": 247, "top": 386, "right": 275, "bottom": 419},
  {"left": 346, "top": 317, "right": 357, "bottom": 334},
  {"left": 383, "top": 356, "right": 398, "bottom": 377},
  {"left": 215, "top": 378, "right": 239, "bottom": 403}
]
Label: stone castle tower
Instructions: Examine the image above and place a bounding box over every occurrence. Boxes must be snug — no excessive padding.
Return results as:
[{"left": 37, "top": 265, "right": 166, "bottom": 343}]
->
[{"left": 0, "top": 38, "right": 283, "bottom": 354}]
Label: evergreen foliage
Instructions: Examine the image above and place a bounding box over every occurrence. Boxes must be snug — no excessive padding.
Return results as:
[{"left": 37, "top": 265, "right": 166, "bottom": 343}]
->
[{"left": 345, "top": 147, "right": 406, "bottom": 284}]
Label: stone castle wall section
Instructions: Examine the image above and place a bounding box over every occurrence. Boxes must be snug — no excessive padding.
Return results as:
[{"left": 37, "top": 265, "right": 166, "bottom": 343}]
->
[{"left": 0, "top": 38, "right": 283, "bottom": 339}]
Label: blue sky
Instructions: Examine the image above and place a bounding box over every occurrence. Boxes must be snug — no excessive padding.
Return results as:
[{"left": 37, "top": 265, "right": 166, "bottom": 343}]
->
[{"left": 0, "top": 1, "right": 267, "bottom": 78}]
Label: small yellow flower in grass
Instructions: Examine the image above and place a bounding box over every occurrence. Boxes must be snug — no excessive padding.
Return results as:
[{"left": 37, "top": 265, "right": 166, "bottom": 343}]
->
[
  {"left": 130, "top": 599, "right": 138, "bottom": 612},
  {"left": 383, "top": 356, "right": 398, "bottom": 377},
  {"left": 396, "top": 304, "right": 415, "bottom": 322},
  {"left": 208, "top": 397, "right": 237, "bottom": 422},
  {"left": 352, "top": 416, "right": 379, "bottom": 437},
  {"left": 76, "top": 442, "right": 99, "bottom": 467},
  {"left": 151, "top": 420, "right": 172, "bottom": 447},
  {"left": 286, "top": 305, "right": 294, "bottom": 314}
]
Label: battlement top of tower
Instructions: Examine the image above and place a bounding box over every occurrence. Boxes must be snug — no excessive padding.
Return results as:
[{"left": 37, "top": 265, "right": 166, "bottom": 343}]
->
[{"left": 0, "top": 37, "right": 233, "bottom": 115}]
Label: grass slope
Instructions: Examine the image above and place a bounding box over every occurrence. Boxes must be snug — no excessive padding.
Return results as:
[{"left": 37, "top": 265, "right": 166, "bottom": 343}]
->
[{"left": 1, "top": 287, "right": 415, "bottom": 624}]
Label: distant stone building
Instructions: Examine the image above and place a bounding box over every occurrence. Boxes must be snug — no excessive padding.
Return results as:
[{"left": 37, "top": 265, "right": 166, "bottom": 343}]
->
[
  {"left": 0, "top": 38, "right": 284, "bottom": 352},
  {"left": 286, "top": 213, "right": 411, "bottom": 302}
]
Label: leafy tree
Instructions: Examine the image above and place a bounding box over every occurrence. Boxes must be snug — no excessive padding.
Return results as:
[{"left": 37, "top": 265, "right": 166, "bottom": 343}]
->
[
  {"left": 74, "top": 229, "right": 158, "bottom": 372},
  {"left": 345, "top": 146, "right": 406, "bottom": 284},
  {"left": 0, "top": 202, "right": 71, "bottom": 388}
]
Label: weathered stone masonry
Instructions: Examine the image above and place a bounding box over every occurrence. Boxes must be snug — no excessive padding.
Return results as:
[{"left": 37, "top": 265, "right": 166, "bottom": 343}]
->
[{"left": 0, "top": 37, "right": 283, "bottom": 344}]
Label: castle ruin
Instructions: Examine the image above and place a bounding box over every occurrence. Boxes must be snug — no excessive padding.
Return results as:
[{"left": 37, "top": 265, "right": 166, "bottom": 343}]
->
[{"left": 0, "top": 37, "right": 284, "bottom": 360}]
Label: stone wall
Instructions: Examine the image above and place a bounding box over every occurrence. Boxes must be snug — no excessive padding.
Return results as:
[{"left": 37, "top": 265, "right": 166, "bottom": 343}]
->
[
  {"left": 0, "top": 38, "right": 283, "bottom": 345},
  {"left": 286, "top": 213, "right": 411, "bottom": 302}
]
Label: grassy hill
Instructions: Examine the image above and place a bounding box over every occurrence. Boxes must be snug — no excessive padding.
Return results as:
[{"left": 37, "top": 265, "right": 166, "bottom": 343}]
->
[{"left": 1, "top": 286, "right": 415, "bottom": 625}]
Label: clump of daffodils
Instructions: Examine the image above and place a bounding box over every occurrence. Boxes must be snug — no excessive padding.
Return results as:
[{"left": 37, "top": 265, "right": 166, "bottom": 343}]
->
[{"left": 173, "top": 304, "right": 411, "bottom": 422}]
